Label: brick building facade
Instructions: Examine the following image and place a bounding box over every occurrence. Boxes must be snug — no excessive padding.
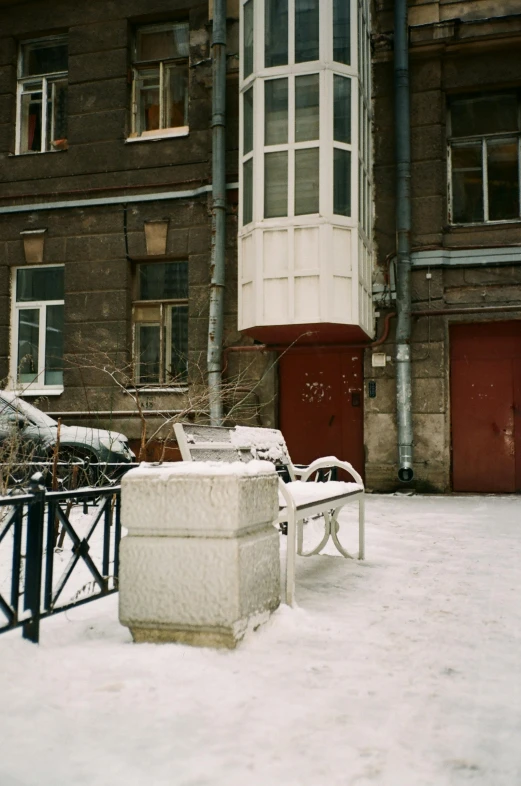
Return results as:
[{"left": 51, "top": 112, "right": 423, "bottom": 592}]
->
[{"left": 2, "top": 0, "right": 521, "bottom": 491}]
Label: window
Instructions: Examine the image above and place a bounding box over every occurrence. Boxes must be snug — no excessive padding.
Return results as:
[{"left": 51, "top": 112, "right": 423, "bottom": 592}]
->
[
  {"left": 263, "top": 74, "right": 320, "bottom": 218},
  {"left": 449, "top": 92, "right": 521, "bottom": 224},
  {"left": 17, "top": 36, "right": 68, "bottom": 154},
  {"left": 12, "top": 266, "right": 64, "bottom": 390},
  {"left": 131, "top": 22, "right": 189, "bottom": 140},
  {"left": 133, "top": 261, "right": 188, "bottom": 385}
]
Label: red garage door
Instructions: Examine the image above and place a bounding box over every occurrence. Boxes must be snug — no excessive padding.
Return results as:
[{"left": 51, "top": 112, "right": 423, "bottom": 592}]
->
[
  {"left": 279, "top": 349, "right": 364, "bottom": 478},
  {"left": 450, "top": 321, "right": 521, "bottom": 492}
]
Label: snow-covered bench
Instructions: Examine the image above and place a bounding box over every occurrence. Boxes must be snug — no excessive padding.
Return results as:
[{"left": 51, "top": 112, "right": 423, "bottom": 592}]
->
[{"left": 173, "top": 423, "right": 364, "bottom": 604}]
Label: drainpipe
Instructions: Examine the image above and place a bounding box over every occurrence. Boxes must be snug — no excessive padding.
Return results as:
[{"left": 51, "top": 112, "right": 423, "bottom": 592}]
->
[
  {"left": 207, "top": 0, "right": 227, "bottom": 425},
  {"left": 394, "top": 0, "right": 414, "bottom": 482}
]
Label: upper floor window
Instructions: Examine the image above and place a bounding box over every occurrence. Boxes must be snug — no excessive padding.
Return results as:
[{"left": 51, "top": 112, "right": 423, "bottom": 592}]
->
[
  {"left": 17, "top": 36, "right": 68, "bottom": 154},
  {"left": 130, "top": 22, "right": 189, "bottom": 141},
  {"left": 11, "top": 266, "right": 64, "bottom": 391},
  {"left": 449, "top": 92, "right": 521, "bottom": 224},
  {"left": 133, "top": 261, "right": 188, "bottom": 385}
]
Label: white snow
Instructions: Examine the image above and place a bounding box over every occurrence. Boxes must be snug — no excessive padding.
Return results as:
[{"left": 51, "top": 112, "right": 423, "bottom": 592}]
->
[
  {"left": 125, "top": 459, "right": 276, "bottom": 478},
  {"left": 231, "top": 425, "right": 290, "bottom": 463},
  {"left": 1, "top": 494, "right": 521, "bottom": 786},
  {"left": 279, "top": 479, "right": 363, "bottom": 507}
]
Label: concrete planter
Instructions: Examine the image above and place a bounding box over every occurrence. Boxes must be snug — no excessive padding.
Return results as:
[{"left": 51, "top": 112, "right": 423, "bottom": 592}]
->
[{"left": 119, "top": 461, "right": 280, "bottom": 648}]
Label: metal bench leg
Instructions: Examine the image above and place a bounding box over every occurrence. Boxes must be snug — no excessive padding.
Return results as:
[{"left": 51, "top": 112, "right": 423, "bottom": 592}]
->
[
  {"left": 286, "top": 510, "right": 297, "bottom": 606},
  {"left": 329, "top": 507, "right": 355, "bottom": 559},
  {"left": 297, "top": 517, "right": 304, "bottom": 556},
  {"left": 358, "top": 495, "right": 365, "bottom": 560}
]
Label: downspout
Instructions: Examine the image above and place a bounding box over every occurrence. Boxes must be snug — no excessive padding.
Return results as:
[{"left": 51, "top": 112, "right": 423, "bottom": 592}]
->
[
  {"left": 207, "top": 0, "right": 227, "bottom": 426},
  {"left": 394, "top": 0, "right": 414, "bottom": 482}
]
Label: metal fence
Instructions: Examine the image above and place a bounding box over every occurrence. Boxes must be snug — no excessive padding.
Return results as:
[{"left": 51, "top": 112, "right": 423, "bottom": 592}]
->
[{"left": 0, "top": 474, "right": 122, "bottom": 643}]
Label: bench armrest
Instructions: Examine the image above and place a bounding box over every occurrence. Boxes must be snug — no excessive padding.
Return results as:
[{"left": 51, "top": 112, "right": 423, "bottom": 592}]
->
[
  {"left": 300, "top": 456, "right": 364, "bottom": 487},
  {"left": 278, "top": 476, "right": 296, "bottom": 513}
]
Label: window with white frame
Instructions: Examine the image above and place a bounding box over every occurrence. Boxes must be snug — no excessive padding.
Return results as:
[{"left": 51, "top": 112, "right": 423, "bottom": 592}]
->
[
  {"left": 133, "top": 261, "right": 188, "bottom": 385},
  {"left": 449, "top": 92, "right": 521, "bottom": 224},
  {"left": 12, "top": 266, "right": 64, "bottom": 390},
  {"left": 130, "top": 22, "right": 189, "bottom": 140},
  {"left": 17, "top": 36, "right": 68, "bottom": 154},
  {"left": 240, "top": 0, "right": 353, "bottom": 226}
]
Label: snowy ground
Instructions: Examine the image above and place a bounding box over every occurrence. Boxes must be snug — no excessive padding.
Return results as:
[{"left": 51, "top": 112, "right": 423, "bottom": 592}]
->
[{"left": 0, "top": 494, "right": 520, "bottom": 786}]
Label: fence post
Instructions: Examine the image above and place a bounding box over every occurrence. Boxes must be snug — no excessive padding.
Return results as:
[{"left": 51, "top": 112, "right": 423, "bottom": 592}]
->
[{"left": 23, "top": 472, "right": 46, "bottom": 643}]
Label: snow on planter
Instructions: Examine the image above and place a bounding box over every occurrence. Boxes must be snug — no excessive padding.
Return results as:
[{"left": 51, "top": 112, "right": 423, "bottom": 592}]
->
[{"left": 118, "top": 461, "right": 280, "bottom": 648}]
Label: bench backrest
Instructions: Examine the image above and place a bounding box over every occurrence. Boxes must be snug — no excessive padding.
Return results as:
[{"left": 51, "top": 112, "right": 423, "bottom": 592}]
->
[{"left": 173, "top": 422, "right": 296, "bottom": 480}]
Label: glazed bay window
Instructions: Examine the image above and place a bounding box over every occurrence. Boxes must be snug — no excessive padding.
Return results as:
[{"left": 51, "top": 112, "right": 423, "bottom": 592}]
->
[
  {"left": 449, "top": 92, "right": 521, "bottom": 224},
  {"left": 12, "top": 266, "right": 64, "bottom": 390},
  {"left": 238, "top": 0, "right": 374, "bottom": 338},
  {"left": 17, "top": 36, "right": 68, "bottom": 154},
  {"left": 133, "top": 261, "right": 188, "bottom": 385},
  {"left": 131, "top": 22, "right": 189, "bottom": 140}
]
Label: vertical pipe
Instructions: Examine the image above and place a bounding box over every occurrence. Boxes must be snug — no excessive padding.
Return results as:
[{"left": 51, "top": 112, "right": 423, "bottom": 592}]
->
[
  {"left": 394, "top": 0, "right": 414, "bottom": 482},
  {"left": 207, "top": 0, "right": 227, "bottom": 425}
]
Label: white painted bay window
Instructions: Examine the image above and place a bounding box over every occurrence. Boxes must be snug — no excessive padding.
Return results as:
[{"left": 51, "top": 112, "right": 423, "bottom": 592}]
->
[
  {"left": 133, "top": 261, "right": 188, "bottom": 385},
  {"left": 11, "top": 266, "right": 64, "bottom": 391},
  {"left": 238, "top": 0, "right": 374, "bottom": 338},
  {"left": 16, "top": 36, "right": 68, "bottom": 154},
  {"left": 130, "top": 22, "right": 189, "bottom": 141}
]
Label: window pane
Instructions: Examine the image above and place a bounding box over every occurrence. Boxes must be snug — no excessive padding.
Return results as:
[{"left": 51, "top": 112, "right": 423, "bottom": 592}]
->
[
  {"left": 243, "top": 158, "right": 253, "bottom": 225},
  {"left": 333, "top": 0, "right": 350, "bottom": 65},
  {"left": 264, "top": 151, "right": 288, "bottom": 218},
  {"left": 22, "top": 40, "right": 68, "bottom": 77},
  {"left": 165, "top": 64, "right": 188, "bottom": 128},
  {"left": 243, "top": 87, "right": 253, "bottom": 154},
  {"left": 135, "top": 68, "right": 160, "bottom": 133},
  {"left": 451, "top": 144, "right": 483, "bottom": 223},
  {"left": 243, "top": 0, "right": 254, "bottom": 79},
  {"left": 16, "top": 267, "right": 64, "bottom": 302},
  {"left": 334, "top": 75, "right": 351, "bottom": 143},
  {"left": 49, "top": 79, "right": 68, "bottom": 149},
  {"left": 295, "top": 0, "right": 319, "bottom": 63},
  {"left": 168, "top": 305, "right": 188, "bottom": 381},
  {"left": 488, "top": 139, "right": 519, "bottom": 221},
  {"left": 45, "top": 304, "right": 63, "bottom": 386},
  {"left": 295, "top": 148, "right": 319, "bottom": 215},
  {"left": 20, "top": 88, "right": 43, "bottom": 153},
  {"left": 136, "top": 23, "right": 189, "bottom": 62},
  {"left": 138, "top": 262, "right": 188, "bottom": 300},
  {"left": 295, "top": 74, "right": 319, "bottom": 143},
  {"left": 265, "top": 0, "right": 288, "bottom": 68},
  {"left": 265, "top": 78, "right": 288, "bottom": 146},
  {"left": 451, "top": 94, "right": 518, "bottom": 138},
  {"left": 18, "top": 309, "right": 40, "bottom": 384},
  {"left": 334, "top": 148, "right": 351, "bottom": 216},
  {"left": 136, "top": 324, "right": 161, "bottom": 384}
]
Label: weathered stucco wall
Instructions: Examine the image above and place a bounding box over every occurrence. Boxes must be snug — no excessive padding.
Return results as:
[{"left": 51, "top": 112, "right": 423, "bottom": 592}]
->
[
  {"left": 0, "top": 0, "right": 277, "bottom": 452},
  {"left": 368, "top": 2, "right": 521, "bottom": 491}
]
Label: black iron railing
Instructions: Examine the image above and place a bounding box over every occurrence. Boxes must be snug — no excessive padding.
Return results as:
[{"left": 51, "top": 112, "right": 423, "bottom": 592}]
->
[{"left": 0, "top": 474, "right": 122, "bottom": 643}]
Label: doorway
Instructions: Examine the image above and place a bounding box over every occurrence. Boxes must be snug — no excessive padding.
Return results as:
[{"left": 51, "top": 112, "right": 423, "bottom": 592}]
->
[
  {"left": 279, "top": 349, "right": 364, "bottom": 477},
  {"left": 450, "top": 321, "right": 521, "bottom": 492}
]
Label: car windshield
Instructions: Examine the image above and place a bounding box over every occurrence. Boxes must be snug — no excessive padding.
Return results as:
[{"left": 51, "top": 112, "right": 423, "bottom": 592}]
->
[{"left": 0, "top": 392, "right": 58, "bottom": 429}]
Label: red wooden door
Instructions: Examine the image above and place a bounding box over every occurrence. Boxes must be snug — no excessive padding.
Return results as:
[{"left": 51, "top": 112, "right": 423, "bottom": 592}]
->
[
  {"left": 279, "top": 350, "right": 364, "bottom": 477},
  {"left": 450, "top": 322, "right": 521, "bottom": 492}
]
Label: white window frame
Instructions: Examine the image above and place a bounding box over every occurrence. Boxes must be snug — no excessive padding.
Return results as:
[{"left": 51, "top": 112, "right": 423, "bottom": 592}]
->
[
  {"left": 15, "top": 35, "right": 68, "bottom": 156},
  {"left": 448, "top": 92, "right": 521, "bottom": 226},
  {"left": 128, "top": 22, "right": 190, "bottom": 143},
  {"left": 239, "top": 0, "right": 359, "bottom": 231},
  {"left": 9, "top": 265, "right": 65, "bottom": 396},
  {"left": 132, "top": 262, "right": 189, "bottom": 387}
]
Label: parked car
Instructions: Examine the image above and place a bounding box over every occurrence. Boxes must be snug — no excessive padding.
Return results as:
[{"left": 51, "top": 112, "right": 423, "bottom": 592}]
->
[{"left": 0, "top": 390, "right": 135, "bottom": 489}]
